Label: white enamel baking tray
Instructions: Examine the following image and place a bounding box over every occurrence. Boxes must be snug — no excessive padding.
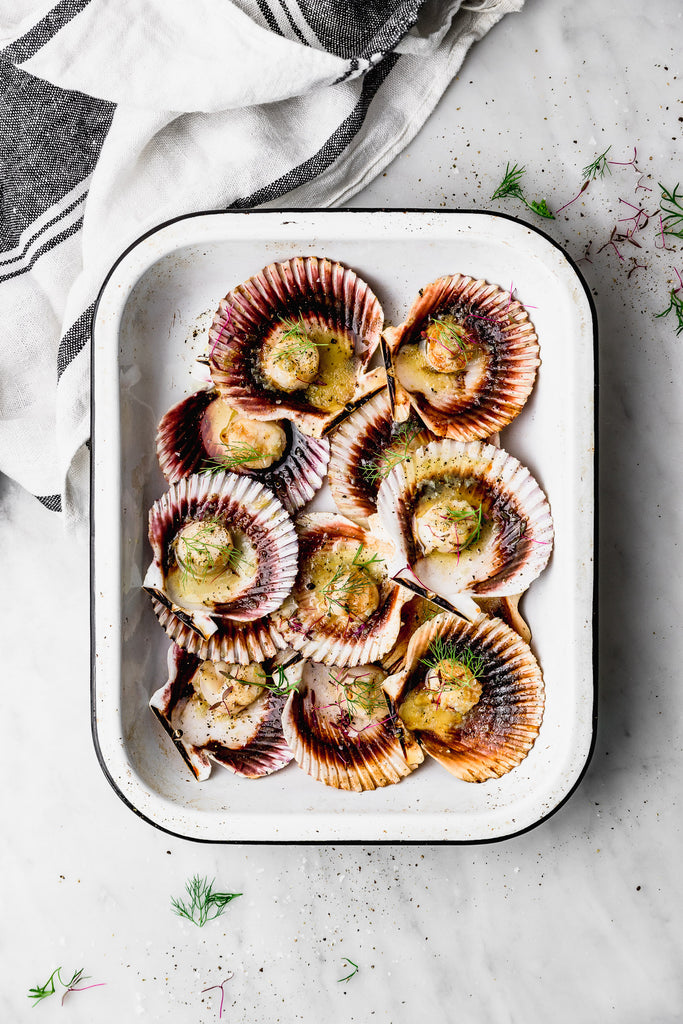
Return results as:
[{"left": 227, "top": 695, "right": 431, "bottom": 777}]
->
[{"left": 91, "top": 210, "right": 596, "bottom": 843}]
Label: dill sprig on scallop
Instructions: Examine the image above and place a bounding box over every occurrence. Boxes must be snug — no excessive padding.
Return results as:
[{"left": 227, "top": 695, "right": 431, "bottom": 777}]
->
[
  {"left": 273, "top": 315, "right": 329, "bottom": 363},
  {"left": 420, "top": 637, "right": 485, "bottom": 684},
  {"left": 171, "top": 875, "right": 241, "bottom": 927},
  {"left": 659, "top": 183, "right": 683, "bottom": 240},
  {"left": 491, "top": 163, "right": 555, "bottom": 220},
  {"left": 360, "top": 421, "right": 423, "bottom": 486},
  {"left": 248, "top": 663, "right": 299, "bottom": 697},
  {"left": 176, "top": 519, "right": 252, "bottom": 585},
  {"left": 443, "top": 503, "right": 485, "bottom": 546},
  {"left": 200, "top": 438, "right": 277, "bottom": 474},
  {"left": 328, "top": 667, "right": 387, "bottom": 718},
  {"left": 427, "top": 314, "right": 473, "bottom": 353},
  {"left": 320, "top": 544, "right": 384, "bottom": 615}
]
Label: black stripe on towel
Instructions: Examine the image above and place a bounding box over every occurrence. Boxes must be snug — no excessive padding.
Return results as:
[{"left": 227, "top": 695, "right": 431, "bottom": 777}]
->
[
  {"left": 0, "top": 0, "right": 94, "bottom": 65},
  {"left": 229, "top": 52, "right": 398, "bottom": 209},
  {"left": 36, "top": 493, "right": 63, "bottom": 513},
  {"left": 57, "top": 303, "right": 94, "bottom": 380}
]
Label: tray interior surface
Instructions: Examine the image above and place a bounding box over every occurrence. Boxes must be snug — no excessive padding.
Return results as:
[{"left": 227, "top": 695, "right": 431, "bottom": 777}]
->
[{"left": 93, "top": 211, "right": 594, "bottom": 842}]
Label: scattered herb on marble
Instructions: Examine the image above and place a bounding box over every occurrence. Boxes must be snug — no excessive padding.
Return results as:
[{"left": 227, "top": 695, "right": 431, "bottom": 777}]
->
[
  {"left": 583, "top": 145, "right": 612, "bottom": 181},
  {"left": 491, "top": 163, "right": 554, "bottom": 219},
  {"left": 659, "top": 183, "right": 683, "bottom": 240},
  {"left": 337, "top": 957, "right": 359, "bottom": 983},
  {"left": 655, "top": 270, "right": 683, "bottom": 336},
  {"left": 201, "top": 973, "right": 234, "bottom": 1019},
  {"left": 28, "top": 967, "right": 105, "bottom": 1006},
  {"left": 172, "top": 875, "right": 242, "bottom": 927}
]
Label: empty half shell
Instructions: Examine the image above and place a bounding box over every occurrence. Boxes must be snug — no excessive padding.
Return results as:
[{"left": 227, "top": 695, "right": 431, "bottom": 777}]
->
[
  {"left": 383, "top": 274, "right": 539, "bottom": 439},
  {"left": 150, "top": 645, "right": 294, "bottom": 780},
  {"left": 376, "top": 439, "right": 553, "bottom": 613},
  {"left": 270, "top": 512, "right": 410, "bottom": 667},
  {"left": 208, "top": 256, "right": 386, "bottom": 437},
  {"left": 328, "top": 388, "right": 436, "bottom": 521},
  {"left": 383, "top": 611, "right": 544, "bottom": 782},
  {"left": 156, "top": 387, "right": 329, "bottom": 514},
  {"left": 143, "top": 471, "right": 298, "bottom": 641},
  {"left": 281, "top": 660, "right": 423, "bottom": 791}
]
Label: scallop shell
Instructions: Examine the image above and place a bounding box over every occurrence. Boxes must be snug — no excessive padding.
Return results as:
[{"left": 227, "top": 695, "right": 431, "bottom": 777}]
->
[
  {"left": 143, "top": 471, "right": 298, "bottom": 640},
  {"left": 150, "top": 597, "right": 287, "bottom": 664},
  {"left": 150, "top": 645, "right": 294, "bottom": 780},
  {"left": 328, "top": 388, "right": 436, "bottom": 521},
  {"left": 156, "top": 387, "right": 329, "bottom": 514},
  {"left": 376, "top": 439, "right": 553, "bottom": 613},
  {"left": 383, "top": 612, "right": 544, "bottom": 782},
  {"left": 208, "top": 256, "right": 386, "bottom": 437},
  {"left": 383, "top": 274, "right": 539, "bottom": 439},
  {"left": 270, "top": 512, "right": 411, "bottom": 667},
  {"left": 281, "top": 661, "right": 423, "bottom": 791}
]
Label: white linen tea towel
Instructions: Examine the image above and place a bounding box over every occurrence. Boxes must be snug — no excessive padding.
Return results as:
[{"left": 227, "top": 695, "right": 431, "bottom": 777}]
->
[{"left": 0, "top": 0, "right": 523, "bottom": 529}]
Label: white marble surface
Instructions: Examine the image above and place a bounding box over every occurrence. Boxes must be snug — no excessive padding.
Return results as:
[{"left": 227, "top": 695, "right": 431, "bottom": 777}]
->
[{"left": 3, "top": 0, "right": 682, "bottom": 1021}]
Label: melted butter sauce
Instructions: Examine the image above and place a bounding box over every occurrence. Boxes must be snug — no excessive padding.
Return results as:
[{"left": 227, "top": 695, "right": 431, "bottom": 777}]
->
[{"left": 303, "top": 328, "right": 356, "bottom": 412}]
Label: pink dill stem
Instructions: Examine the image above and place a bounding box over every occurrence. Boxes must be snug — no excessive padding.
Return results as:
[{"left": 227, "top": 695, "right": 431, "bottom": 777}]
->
[
  {"left": 556, "top": 179, "right": 590, "bottom": 214},
  {"left": 627, "top": 260, "right": 647, "bottom": 279},
  {"left": 608, "top": 146, "right": 638, "bottom": 170},
  {"left": 62, "top": 982, "right": 106, "bottom": 1006},
  {"left": 655, "top": 213, "right": 675, "bottom": 251},
  {"left": 618, "top": 198, "right": 650, "bottom": 237},
  {"left": 202, "top": 974, "right": 234, "bottom": 1020},
  {"left": 674, "top": 268, "right": 683, "bottom": 292},
  {"left": 635, "top": 173, "right": 652, "bottom": 193}
]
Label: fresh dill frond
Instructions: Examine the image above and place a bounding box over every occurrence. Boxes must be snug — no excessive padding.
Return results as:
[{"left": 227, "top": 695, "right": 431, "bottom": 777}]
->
[
  {"left": 28, "top": 967, "right": 104, "bottom": 1006},
  {"left": 420, "top": 637, "right": 485, "bottom": 681},
  {"left": 582, "top": 146, "right": 612, "bottom": 181},
  {"left": 491, "top": 162, "right": 527, "bottom": 203},
  {"left": 252, "top": 663, "right": 299, "bottom": 697},
  {"left": 427, "top": 315, "right": 471, "bottom": 353},
  {"left": 199, "top": 439, "right": 274, "bottom": 474},
  {"left": 360, "top": 421, "right": 423, "bottom": 485},
  {"left": 655, "top": 287, "right": 683, "bottom": 336},
  {"left": 171, "top": 875, "right": 241, "bottom": 928},
  {"left": 337, "top": 957, "right": 360, "bottom": 983},
  {"left": 320, "top": 545, "right": 384, "bottom": 615},
  {"left": 28, "top": 968, "right": 60, "bottom": 1005},
  {"left": 491, "top": 163, "right": 555, "bottom": 220},
  {"left": 659, "top": 183, "right": 683, "bottom": 240}
]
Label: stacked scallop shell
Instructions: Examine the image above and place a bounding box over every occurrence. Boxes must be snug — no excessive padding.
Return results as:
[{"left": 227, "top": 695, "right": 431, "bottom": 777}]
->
[{"left": 144, "top": 259, "right": 554, "bottom": 789}]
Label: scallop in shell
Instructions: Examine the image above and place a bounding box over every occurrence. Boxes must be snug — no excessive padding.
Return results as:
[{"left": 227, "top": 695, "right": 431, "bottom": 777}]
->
[
  {"left": 383, "top": 611, "right": 544, "bottom": 782},
  {"left": 376, "top": 439, "right": 553, "bottom": 616},
  {"left": 150, "top": 645, "right": 294, "bottom": 780},
  {"left": 143, "top": 470, "right": 298, "bottom": 642},
  {"left": 383, "top": 274, "right": 539, "bottom": 439},
  {"left": 270, "top": 512, "right": 410, "bottom": 667},
  {"left": 208, "top": 257, "right": 386, "bottom": 438},
  {"left": 328, "top": 388, "right": 436, "bottom": 521},
  {"left": 281, "top": 660, "right": 422, "bottom": 791},
  {"left": 156, "top": 387, "right": 329, "bottom": 515}
]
